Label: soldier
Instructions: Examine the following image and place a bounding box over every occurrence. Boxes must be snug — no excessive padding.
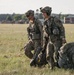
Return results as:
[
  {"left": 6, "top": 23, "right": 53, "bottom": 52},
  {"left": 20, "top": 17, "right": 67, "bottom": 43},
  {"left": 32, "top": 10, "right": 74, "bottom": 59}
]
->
[
  {"left": 41, "top": 6, "right": 66, "bottom": 69},
  {"left": 58, "top": 42, "right": 74, "bottom": 69},
  {"left": 24, "top": 10, "right": 43, "bottom": 66}
]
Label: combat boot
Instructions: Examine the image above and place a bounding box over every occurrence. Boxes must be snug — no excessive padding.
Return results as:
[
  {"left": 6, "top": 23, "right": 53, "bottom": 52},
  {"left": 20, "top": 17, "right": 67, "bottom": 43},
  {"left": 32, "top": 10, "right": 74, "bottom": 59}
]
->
[
  {"left": 48, "top": 62, "right": 54, "bottom": 70},
  {"left": 47, "top": 57, "right": 55, "bottom": 70},
  {"left": 30, "top": 59, "right": 36, "bottom": 67},
  {"left": 54, "top": 62, "right": 60, "bottom": 68}
]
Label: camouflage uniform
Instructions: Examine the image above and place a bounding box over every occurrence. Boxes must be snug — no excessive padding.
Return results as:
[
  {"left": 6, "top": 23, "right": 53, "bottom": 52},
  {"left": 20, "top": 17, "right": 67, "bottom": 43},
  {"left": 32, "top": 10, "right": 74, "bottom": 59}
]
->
[
  {"left": 24, "top": 10, "right": 43, "bottom": 59},
  {"left": 41, "top": 6, "right": 66, "bottom": 69},
  {"left": 58, "top": 42, "right": 74, "bottom": 69}
]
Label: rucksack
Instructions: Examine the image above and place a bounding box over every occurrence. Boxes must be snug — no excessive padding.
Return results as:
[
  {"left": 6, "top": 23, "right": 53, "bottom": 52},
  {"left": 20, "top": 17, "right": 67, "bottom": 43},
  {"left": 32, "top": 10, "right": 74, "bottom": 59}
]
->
[{"left": 58, "top": 42, "right": 74, "bottom": 69}]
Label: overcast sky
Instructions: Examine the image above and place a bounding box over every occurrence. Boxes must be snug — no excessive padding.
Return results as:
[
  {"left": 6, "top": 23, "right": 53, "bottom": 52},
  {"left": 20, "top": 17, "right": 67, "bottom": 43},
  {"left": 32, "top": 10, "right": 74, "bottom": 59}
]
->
[{"left": 0, "top": 0, "right": 74, "bottom": 14}]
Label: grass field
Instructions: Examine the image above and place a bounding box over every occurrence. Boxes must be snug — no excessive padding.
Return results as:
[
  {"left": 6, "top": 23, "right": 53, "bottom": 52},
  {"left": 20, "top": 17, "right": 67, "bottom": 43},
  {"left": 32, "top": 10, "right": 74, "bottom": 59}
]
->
[{"left": 0, "top": 24, "right": 74, "bottom": 75}]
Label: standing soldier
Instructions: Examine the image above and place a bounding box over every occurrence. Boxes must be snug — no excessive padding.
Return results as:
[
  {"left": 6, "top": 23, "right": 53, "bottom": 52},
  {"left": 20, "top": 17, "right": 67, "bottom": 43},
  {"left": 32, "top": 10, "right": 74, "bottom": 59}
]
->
[
  {"left": 41, "top": 6, "right": 66, "bottom": 69},
  {"left": 24, "top": 10, "right": 43, "bottom": 66}
]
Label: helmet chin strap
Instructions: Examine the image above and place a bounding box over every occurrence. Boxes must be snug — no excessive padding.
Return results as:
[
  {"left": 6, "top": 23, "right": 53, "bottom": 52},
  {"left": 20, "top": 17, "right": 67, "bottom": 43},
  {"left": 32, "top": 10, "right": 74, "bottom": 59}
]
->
[{"left": 45, "top": 16, "right": 50, "bottom": 20}]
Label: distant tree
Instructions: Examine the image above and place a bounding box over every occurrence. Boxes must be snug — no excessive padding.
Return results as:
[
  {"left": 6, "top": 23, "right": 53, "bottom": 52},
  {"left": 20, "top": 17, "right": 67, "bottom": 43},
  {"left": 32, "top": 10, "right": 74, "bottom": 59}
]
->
[
  {"left": 13, "top": 14, "right": 22, "bottom": 21},
  {"left": 36, "top": 9, "right": 39, "bottom": 17},
  {"left": 59, "top": 12, "right": 62, "bottom": 19},
  {"left": 36, "top": 9, "right": 39, "bottom": 12},
  {"left": 22, "top": 14, "right": 27, "bottom": 20},
  {"left": 6, "top": 15, "right": 13, "bottom": 21},
  {"left": 38, "top": 13, "right": 43, "bottom": 19}
]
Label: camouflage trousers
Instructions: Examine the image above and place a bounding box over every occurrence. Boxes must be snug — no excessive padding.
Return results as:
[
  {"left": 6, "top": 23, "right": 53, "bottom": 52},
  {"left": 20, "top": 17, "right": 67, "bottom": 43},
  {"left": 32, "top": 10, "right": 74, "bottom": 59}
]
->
[
  {"left": 24, "top": 40, "right": 41, "bottom": 59},
  {"left": 46, "top": 39, "right": 62, "bottom": 68}
]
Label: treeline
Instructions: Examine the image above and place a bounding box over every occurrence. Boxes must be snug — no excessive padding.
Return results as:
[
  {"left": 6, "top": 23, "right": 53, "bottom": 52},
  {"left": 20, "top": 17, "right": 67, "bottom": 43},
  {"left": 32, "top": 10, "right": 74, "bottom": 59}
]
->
[
  {"left": 0, "top": 13, "right": 73, "bottom": 24},
  {"left": 0, "top": 13, "right": 44, "bottom": 24},
  {"left": 0, "top": 13, "right": 28, "bottom": 24}
]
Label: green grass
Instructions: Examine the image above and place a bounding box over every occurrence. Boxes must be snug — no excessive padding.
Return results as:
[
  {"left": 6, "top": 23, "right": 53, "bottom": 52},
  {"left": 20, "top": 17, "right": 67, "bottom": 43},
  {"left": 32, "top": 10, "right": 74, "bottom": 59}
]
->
[{"left": 0, "top": 24, "right": 74, "bottom": 75}]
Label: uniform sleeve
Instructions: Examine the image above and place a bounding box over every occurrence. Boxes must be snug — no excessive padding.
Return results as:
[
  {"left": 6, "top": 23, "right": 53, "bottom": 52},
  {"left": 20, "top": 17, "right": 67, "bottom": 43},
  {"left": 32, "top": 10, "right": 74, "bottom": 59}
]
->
[
  {"left": 54, "top": 18, "right": 66, "bottom": 39},
  {"left": 27, "top": 22, "right": 32, "bottom": 40},
  {"left": 37, "top": 20, "right": 43, "bottom": 45}
]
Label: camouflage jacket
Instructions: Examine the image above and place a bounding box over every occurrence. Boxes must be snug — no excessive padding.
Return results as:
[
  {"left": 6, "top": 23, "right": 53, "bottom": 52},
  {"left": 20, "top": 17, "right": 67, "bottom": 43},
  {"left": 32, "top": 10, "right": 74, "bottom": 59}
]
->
[
  {"left": 43, "top": 16, "right": 66, "bottom": 42},
  {"left": 27, "top": 17, "right": 43, "bottom": 41}
]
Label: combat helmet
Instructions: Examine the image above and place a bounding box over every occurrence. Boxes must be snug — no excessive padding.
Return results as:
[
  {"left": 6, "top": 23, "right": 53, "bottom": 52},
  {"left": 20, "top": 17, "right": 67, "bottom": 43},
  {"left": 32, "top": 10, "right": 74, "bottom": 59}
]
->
[
  {"left": 26, "top": 10, "right": 34, "bottom": 17},
  {"left": 40, "top": 6, "right": 52, "bottom": 16}
]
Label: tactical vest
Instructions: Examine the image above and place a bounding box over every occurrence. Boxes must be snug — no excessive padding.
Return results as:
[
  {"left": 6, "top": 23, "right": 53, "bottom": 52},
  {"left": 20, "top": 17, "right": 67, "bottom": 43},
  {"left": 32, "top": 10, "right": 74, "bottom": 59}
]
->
[
  {"left": 51, "top": 17, "right": 61, "bottom": 36},
  {"left": 28, "top": 18, "right": 41, "bottom": 40},
  {"left": 44, "top": 17, "right": 61, "bottom": 42}
]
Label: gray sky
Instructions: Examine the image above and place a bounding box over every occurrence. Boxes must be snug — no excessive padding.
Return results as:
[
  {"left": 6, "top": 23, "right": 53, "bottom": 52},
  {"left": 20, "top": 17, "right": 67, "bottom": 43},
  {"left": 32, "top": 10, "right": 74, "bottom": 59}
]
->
[{"left": 0, "top": 0, "right": 74, "bottom": 14}]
